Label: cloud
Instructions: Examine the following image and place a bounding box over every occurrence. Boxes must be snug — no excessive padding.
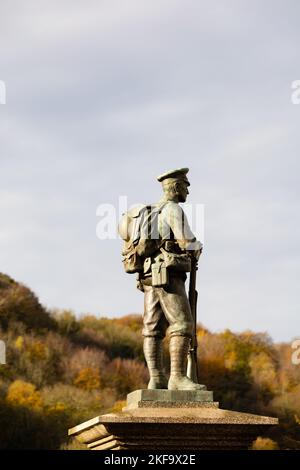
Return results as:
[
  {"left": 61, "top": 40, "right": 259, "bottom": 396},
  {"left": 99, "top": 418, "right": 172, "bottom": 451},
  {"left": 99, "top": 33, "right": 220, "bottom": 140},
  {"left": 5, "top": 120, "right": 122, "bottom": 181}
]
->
[{"left": 0, "top": 0, "right": 299, "bottom": 341}]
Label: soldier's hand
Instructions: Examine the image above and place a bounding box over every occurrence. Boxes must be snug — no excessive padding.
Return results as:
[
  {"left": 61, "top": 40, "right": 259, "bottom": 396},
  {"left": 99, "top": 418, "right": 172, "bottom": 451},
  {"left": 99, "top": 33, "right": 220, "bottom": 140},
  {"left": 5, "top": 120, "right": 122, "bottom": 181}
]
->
[
  {"left": 136, "top": 279, "right": 144, "bottom": 292},
  {"left": 190, "top": 248, "right": 202, "bottom": 260},
  {"left": 194, "top": 248, "right": 202, "bottom": 260},
  {"left": 187, "top": 240, "right": 202, "bottom": 260}
]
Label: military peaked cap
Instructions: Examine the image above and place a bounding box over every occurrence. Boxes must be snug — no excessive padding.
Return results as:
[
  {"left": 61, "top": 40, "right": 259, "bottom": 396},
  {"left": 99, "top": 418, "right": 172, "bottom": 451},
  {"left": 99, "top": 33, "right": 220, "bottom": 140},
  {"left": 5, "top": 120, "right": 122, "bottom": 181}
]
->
[{"left": 157, "top": 167, "right": 190, "bottom": 186}]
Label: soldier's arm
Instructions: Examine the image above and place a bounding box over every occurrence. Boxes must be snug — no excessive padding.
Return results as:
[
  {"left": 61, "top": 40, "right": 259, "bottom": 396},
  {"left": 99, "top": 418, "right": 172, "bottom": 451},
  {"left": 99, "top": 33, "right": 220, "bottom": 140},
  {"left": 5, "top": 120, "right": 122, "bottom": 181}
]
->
[{"left": 164, "top": 203, "right": 203, "bottom": 256}]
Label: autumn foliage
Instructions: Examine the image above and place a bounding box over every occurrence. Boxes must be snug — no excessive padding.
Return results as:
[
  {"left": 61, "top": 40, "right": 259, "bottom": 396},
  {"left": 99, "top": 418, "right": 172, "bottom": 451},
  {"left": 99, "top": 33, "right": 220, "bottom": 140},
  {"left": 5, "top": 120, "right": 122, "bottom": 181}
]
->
[{"left": 0, "top": 272, "right": 299, "bottom": 449}]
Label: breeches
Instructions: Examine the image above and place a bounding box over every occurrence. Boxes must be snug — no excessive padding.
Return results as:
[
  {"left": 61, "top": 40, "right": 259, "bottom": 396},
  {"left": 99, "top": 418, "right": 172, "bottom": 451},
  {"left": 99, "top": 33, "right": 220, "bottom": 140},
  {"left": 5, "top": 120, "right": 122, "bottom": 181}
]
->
[{"left": 142, "top": 276, "right": 193, "bottom": 338}]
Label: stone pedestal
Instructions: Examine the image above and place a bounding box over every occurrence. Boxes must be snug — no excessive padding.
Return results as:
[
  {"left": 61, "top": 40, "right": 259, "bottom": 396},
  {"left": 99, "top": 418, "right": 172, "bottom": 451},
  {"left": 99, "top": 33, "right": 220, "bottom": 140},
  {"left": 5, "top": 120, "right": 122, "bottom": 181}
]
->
[{"left": 68, "top": 389, "right": 278, "bottom": 450}]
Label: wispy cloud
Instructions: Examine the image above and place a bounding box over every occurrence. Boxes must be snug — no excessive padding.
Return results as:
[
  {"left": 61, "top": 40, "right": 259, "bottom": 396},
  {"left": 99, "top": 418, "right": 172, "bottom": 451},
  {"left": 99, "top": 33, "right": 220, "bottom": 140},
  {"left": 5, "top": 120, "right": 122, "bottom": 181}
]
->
[{"left": 1, "top": 0, "right": 299, "bottom": 341}]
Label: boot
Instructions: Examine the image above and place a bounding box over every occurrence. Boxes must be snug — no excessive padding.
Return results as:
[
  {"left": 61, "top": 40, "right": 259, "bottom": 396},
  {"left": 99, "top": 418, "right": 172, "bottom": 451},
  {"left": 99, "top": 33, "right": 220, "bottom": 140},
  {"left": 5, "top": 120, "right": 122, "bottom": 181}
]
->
[
  {"left": 143, "top": 337, "right": 168, "bottom": 389},
  {"left": 168, "top": 335, "right": 205, "bottom": 390}
]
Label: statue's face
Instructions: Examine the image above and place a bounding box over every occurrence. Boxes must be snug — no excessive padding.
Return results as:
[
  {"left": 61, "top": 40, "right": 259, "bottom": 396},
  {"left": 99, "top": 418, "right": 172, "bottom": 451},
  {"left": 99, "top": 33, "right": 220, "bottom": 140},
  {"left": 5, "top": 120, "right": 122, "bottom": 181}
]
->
[
  {"left": 164, "top": 180, "right": 190, "bottom": 202},
  {"left": 177, "top": 181, "right": 189, "bottom": 203}
]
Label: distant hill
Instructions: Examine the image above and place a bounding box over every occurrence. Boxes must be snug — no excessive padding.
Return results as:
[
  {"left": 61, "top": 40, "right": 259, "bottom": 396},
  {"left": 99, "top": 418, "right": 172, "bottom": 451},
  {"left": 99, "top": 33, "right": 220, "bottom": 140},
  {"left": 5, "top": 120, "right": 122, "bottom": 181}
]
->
[
  {"left": 0, "top": 273, "right": 299, "bottom": 449},
  {"left": 0, "top": 273, "right": 55, "bottom": 330}
]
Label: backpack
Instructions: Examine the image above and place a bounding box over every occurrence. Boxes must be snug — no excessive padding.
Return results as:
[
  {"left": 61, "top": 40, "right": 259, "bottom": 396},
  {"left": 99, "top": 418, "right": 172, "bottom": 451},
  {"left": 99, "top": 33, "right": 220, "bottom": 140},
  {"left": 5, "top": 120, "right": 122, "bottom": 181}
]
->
[{"left": 118, "top": 203, "right": 166, "bottom": 274}]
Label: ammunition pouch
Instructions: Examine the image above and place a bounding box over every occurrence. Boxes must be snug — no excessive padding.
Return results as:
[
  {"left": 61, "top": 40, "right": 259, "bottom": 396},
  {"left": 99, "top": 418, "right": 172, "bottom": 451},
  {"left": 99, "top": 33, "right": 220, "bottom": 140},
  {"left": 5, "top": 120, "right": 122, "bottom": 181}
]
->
[
  {"left": 122, "top": 243, "right": 143, "bottom": 274},
  {"left": 151, "top": 260, "right": 169, "bottom": 287},
  {"left": 161, "top": 247, "right": 192, "bottom": 272}
]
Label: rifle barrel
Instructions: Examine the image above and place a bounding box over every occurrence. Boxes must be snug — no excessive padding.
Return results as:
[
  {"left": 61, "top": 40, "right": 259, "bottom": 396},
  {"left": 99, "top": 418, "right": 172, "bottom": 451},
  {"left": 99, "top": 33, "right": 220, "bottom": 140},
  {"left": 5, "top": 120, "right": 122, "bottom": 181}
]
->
[{"left": 187, "top": 257, "right": 199, "bottom": 383}]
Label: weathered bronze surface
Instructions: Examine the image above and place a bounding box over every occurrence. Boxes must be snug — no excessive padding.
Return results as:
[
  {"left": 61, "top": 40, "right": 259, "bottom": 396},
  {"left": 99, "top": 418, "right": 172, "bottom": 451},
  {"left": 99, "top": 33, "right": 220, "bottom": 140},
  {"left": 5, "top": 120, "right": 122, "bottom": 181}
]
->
[
  {"left": 120, "top": 168, "right": 204, "bottom": 391},
  {"left": 67, "top": 168, "right": 279, "bottom": 450}
]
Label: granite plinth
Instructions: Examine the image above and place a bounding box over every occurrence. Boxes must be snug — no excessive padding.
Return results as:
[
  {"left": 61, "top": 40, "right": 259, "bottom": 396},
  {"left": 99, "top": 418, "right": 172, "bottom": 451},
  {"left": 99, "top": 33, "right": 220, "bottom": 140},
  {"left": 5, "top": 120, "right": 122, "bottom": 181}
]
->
[
  {"left": 125, "top": 389, "right": 214, "bottom": 410},
  {"left": 68, "top": 389, "right": 278, "bottom": 450}
]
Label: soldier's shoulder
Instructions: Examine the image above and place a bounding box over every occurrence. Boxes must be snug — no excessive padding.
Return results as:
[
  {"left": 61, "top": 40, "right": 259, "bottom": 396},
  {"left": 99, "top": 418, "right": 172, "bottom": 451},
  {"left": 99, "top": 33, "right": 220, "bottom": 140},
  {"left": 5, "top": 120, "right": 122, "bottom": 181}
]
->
[
  {"left": 161, "top": 200, "right": 180, "bottom": 209},
  {"left": 160, "top": 201, "right": 183, "bottom": 217},
  {"left": 162, "top": 201, "right": 182, "bottom": 211}
]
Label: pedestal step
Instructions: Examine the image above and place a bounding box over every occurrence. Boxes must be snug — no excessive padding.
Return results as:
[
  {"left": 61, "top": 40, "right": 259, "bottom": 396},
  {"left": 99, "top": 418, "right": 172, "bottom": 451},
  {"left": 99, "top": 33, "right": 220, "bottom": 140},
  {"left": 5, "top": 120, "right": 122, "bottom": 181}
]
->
[{"left": 68, "top": 389, "right": 278, "bottom": 450}]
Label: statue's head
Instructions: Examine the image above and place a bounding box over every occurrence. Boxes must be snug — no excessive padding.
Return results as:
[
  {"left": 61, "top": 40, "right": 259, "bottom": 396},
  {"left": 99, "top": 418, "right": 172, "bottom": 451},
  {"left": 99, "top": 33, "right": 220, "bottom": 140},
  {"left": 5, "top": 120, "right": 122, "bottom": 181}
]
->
[{"left": 157, "top": 167, "right": 190, "bottom": 203}]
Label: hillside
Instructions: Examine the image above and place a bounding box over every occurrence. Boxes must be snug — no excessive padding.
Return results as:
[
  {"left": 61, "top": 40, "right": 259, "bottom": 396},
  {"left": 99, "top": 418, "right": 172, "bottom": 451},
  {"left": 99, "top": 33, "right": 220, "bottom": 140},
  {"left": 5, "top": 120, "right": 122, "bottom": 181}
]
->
[{"left": 0, "top": 273, "right": 299, "bottom": 449}]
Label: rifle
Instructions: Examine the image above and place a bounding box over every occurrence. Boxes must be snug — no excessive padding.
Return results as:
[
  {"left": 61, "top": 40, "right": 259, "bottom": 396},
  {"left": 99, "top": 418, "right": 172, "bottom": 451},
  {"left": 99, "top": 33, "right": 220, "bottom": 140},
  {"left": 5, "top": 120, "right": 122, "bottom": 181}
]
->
[{"left": 187, "top": 256, "right": 199, "bottom": 383}]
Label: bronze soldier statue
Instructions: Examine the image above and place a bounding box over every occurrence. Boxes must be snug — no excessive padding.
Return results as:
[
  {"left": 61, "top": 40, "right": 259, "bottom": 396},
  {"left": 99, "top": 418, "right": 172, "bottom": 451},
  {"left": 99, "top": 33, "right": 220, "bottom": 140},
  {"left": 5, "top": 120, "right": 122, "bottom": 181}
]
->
[{"left": 119, "top": 168, "right": 204, "bottom": 391}]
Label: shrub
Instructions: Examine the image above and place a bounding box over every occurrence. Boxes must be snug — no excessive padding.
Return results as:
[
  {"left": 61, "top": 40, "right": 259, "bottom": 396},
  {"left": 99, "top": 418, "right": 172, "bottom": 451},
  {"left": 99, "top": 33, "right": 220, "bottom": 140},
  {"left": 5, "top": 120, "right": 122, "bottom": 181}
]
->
[
  {"left": 41, "top": 384, "right": 114, "bottom": 425},
  {"left": 6, "top": 380, "right": 43, "bottom": 411},
  {"left": 114, "top": 314, "right": 143, "bottom": 333},
  {"left": 73, "top": 367, "right": 101, "bottom": 390},
  {"left": 78, "top": 316, "right": 143, "bottom": 360},
  {"left": 251, "top": 437, "right": 279, "bottom": 450},
  {"left": 60, "top": 438, "right": 87, "bottom": 450},
  {"left": 61, "top": 347, "right": 108, "bottom": 383},
  {"left": 52, "top": 309, "right": 80, "bottom": 336},
  {"left": 249, "top": 352, "right": 278, "bottom": 394},
  {"left": 0, "top": 398, "right": 61, "bottom": 449},
  {"left": 104, "top": 358, "right": 148, "bottom": 397},
  {"left": 10, "top": 334, "right": 65, "bottom": 387}
]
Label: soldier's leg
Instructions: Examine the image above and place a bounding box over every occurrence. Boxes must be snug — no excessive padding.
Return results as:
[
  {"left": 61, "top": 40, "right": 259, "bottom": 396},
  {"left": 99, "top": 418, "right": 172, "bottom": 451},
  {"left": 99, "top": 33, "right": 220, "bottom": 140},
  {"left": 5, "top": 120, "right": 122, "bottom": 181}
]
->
[
  {"left": 158, "top": 276, "right": 205, "bottom": 391},
  {"left": 142, "top": 284, "right": 168, "bottom": 389},
  {"left": 168, "top": 335, "right": 206, "bottom": 390}
]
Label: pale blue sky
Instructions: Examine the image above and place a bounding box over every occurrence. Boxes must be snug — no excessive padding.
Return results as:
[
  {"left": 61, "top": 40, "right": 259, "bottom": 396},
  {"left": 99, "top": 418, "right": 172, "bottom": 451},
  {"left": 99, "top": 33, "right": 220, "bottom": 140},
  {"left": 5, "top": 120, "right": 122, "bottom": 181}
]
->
[{"left": 0, "top": 0, "right": 299, "bottom": 342}]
